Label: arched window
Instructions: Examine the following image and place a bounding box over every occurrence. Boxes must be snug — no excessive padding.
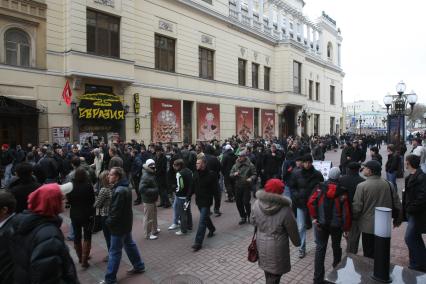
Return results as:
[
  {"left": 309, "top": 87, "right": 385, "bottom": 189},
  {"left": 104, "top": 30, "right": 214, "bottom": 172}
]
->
[
  {"left": 5, "top": 28, "right": 30, "bottom": 67},
  {"left": 327, "top": 42, "right": 333, "bottom": 60}
]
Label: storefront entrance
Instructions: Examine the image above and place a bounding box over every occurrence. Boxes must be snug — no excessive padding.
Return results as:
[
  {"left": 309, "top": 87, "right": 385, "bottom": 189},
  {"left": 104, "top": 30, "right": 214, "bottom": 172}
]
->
[
  {"left": 0, "top": 96, "right": 38, "bottom": 146},
  {"left": 279, "top": 106, "right": 296, "bottom": 139}
]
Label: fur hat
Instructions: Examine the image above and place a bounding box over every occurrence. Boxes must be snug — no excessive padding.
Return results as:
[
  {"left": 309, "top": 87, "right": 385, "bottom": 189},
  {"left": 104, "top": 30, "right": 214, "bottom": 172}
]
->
[{"left": 264, "top": 178, "right": 284, "bottom": 195}]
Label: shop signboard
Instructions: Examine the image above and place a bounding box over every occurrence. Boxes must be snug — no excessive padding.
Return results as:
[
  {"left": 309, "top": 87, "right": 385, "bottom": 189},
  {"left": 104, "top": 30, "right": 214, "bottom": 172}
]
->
[
  {"left": 236, "top": 106, "right": 254, "bottom": 140},
  {"left": 261, "top": 109, "right": 275, "bottom": 140},
  {"left": 151, "top": 98, "right": 181, "bottom": 143},
  {"left": 197, "top": 103, "right": 220, "bottom": 141},
  {"left": 52, "top": 127, "right": 70, "bottom": 146},
  {"left": 77, "top": 93, "right": 125, "bottom": 120}
]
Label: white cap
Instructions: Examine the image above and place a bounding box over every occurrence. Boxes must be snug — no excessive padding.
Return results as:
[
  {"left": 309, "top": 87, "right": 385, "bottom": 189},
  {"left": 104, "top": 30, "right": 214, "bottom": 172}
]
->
[
  {"left": 144, "top": 159, "right": 155, "bottom": 167},
  {"left": 225, "top": 144, "right": 233, "bottom": 150},
  {"left": 59, "top": 182, "right": 73, "bottom": 195}
]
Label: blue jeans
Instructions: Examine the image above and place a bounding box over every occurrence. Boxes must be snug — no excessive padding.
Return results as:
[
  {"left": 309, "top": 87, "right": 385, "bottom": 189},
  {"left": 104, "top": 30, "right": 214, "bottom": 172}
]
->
[
  {"left": 1, "top": 163, "right": 13, "bottom": 188},
  {"left": 283, "top": 185, "right": 292, "bottom": 199},
  {"left": 172, "top": 197, "right": 192, "bottom": 232},
  {"left": 405, "top": 216, "right": 426, "bottom": 270},
  {"left": 195, "top": 206, "right": 215, "bottom": 245},
  {"left": 297, "top": 208, "right": 307, "bottom": 252},
  {"left": 386, "top": 171, "right": 397, "bottom": 190},
  {"left": 105, "top": 233, "right": 145, "bottom": 283},
  {"left": 101, "top": 216, "right": 111, "bottom": 250}
]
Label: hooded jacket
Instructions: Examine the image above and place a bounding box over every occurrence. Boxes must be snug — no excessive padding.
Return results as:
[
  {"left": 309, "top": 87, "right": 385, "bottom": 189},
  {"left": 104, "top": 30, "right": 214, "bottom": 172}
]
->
[
  {"left": 250, "top": 191, "right": 300, "bottom": 275},
  {"left": 230, "top": 158, "right": 257, "bottom": 188},
  {"left": 139, "top": 165, "right": 159, "bottom": 204},
  {"left": 289, "top": 166, "right": 324, "bottom": 209},
  {"left": 11, "top": 212, "right": 79, "bottom": 284},
  {"left": 106, "top": 179, "right": 133, "bottom": 235}
]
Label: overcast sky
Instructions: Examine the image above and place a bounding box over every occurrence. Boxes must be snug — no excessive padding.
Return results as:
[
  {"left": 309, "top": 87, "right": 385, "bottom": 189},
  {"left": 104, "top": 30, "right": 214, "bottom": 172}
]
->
[{"left": 303, "top": 0, "right": 426, "bottom": 105}]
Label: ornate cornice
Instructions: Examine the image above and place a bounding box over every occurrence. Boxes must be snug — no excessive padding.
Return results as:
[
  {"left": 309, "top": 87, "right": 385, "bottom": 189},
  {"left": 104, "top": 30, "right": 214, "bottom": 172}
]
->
[{"left": 0, "top": 0, "right": 47, "bottom": 19}]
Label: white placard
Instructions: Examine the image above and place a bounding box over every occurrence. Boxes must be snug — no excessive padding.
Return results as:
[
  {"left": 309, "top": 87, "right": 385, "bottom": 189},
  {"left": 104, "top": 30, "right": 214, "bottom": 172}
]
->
[{"left": 313, "top": 160, "right": 332, "bottom": 180}]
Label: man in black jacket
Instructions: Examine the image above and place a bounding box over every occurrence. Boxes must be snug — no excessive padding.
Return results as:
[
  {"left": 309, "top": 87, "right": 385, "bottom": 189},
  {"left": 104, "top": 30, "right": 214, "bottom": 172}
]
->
[
  {"left": 338, "top": 162, "right": 365, "bottom": 254},
  {"left": 221, "top": 144, "right": 237, "bottom": 202},
  {"left": 289, "top": 154, "right": 324, "bottom": 258},
  {"left": 154, "top": 146, "right": 171, "bottom": 208},
  {"left": 0, "top": 191, "right": 17, "bottom": 284},
  {"left": 102, "top": 167, "right": 145, "bottom": 284},
  {"left": 204, "top": 145, "right": 222, "bottom": 217},
  {"left": 37, "top": 148, "right": 59, "bottom": 184},
  {"left": 191, "top": 157, "right": 217, "bottom": 251},
  {"left": 262, "top": 144, "right": 284, "bottom": 182}
]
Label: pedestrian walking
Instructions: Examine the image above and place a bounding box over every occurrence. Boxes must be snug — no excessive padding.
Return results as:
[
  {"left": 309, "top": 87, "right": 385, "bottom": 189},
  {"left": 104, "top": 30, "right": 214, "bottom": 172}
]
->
[
  {"left": 402, "top": 154, "right": 426, "bottom": 272},
  {"left": 230, "top": 149, "right": 257, "bottom": 225},
  {"left": 94, "top": 170, "right": 112, "bottom": 261},
  {"left": 250, "top": 178, "right": 300, "bottom": 284},
  {"left": 191, "top": 157, "right": 217, "bottom": 251},
  {"left": 100, "top": 167, "right": 145, "bottom": 284},
  {"left": 352, "top": 160, "right": 402, "bottom": 258},
  {"left": 222, "top": 144, "right": 237, "bottom": 202},
  {"left": 385, "top": 144, "right": 400, "bottom": 190}
]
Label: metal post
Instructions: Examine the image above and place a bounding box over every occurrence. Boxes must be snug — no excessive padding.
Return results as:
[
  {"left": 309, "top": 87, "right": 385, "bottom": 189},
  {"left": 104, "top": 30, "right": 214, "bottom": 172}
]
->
[{"left": 371, "top": 207, "right": 392, "bottom": 283}]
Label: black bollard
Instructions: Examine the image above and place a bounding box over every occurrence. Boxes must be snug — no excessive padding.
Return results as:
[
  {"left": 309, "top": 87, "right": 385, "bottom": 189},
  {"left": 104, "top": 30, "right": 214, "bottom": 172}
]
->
[{"left": 371, "top": 207, "right": 392, "bottom": 283}]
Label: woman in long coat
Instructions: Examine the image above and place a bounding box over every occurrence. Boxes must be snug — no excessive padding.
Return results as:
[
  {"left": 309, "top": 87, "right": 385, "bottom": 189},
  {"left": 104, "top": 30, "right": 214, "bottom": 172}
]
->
[{"left": 250, "top": 179, "right": 301, "bottom": 284}]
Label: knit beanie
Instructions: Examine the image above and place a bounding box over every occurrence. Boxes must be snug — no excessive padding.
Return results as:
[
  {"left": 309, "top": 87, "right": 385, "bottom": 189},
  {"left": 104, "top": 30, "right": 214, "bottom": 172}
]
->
[{"left": 264, "top": 178, "right": 284, "bottom": 195}]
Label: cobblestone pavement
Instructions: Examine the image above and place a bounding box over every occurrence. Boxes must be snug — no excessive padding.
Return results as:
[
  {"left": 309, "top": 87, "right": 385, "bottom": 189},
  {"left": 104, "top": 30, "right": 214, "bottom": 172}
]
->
[{"left": 62, "top": 145, "right": 415, "bottom": 284}]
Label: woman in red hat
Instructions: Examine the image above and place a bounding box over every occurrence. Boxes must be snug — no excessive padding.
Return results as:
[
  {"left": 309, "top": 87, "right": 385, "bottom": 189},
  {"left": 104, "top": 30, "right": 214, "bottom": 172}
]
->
[{"left": 250, "top": 178, "right": 300, "bottom": 284}]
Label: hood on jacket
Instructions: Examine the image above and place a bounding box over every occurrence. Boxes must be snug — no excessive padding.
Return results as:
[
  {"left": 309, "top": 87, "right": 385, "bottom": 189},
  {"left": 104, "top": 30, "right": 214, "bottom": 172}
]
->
[
  {"left": 142, "top": 165, "right": 155, "bottom": 174},
  {"left": 14, "top": 211, "right": 62, "bottom": 235},
  {"left": 115, "top": 179, "right": 130, "bottom": 187},
  {"left": 256, "top": 190, "right": 291, "bottom": 215},
  {"left": 235, "top": 157, "right": 252, "bottom": 167}
]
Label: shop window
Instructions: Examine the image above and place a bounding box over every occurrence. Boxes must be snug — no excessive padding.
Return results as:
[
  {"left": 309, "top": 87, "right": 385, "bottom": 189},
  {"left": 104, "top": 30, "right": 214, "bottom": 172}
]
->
[
  {"left": 293, "top": 61, "right": 301, "bottom": 94},
  {"left": 199, "top": 47, "right": 214, "bottom": 80},
  {"left": 309, "top": 80, "right": 313, "bottom": 100},
  {"left": 330, "top": 85, "right": 335, "bottom": 105},
  {"left": 155, "top": 34, "right": 175, "bottom": 72},
  {"left": 87, "top": 9, "right": 120, "bottom": 58},
  {"left": 315, "top": 82, "right": 320, "bottom": 101},
  {"left": 5, "top": 28, "right": 30, "bottom": 67},
  {"left": 327, "top": 42, "right": 333, "bottom": 60}
]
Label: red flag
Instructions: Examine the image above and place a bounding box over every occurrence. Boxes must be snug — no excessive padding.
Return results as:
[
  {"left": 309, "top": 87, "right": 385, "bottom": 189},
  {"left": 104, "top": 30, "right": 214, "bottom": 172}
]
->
[{"left": 62, "top": 80, "right": 72, "bottom": 106}]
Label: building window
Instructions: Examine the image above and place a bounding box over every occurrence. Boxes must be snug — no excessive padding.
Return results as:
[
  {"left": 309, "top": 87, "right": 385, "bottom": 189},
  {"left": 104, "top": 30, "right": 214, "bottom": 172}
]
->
[
  {"left": 199, "top": 47, "right": 214, "bottom": 80},
  {"left": 264, "top": 67, "right": 271, "bottom": 91},
  {"left": 314, "top": 114, "right": 320, "bottom": 135},
  {"left": 238, "top": 58, "right": 246, "bottom": 86},
  {"left": 330, "top": 117, "right": 335, "bottom": 134},
  {"left": 252, "top": 63, "right": 259, "bottom": 88},
  {"left": 201, "top": 0, "right": 212, "bottom": 4},
  {"left": 315, "top": 82, "right": 320, "bottom": 101},
  {"left": 293, "top": 61, "right": 301, "bottom": 94},
  {"left": 308, "top": 80, "right": 313, "bottom": 100},
  {"left": 327, "top": 42, "right": 333, "bottom": 60},
  {"left": 5, "top": 28, "right": 30, "bottom": 67},
  {"left": 330, "top": 85, "right": 335, "bottom": 105},
  {"left": 155, "top": 34, "right": 175, "bottom": 72},
  {"left": 87, "top": 10, "right": 120, "bottom": 58}
]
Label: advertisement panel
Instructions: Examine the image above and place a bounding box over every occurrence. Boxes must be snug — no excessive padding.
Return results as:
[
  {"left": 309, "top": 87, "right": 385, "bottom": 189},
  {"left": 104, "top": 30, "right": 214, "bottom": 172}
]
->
[
  {"left": 52, "top": 127, "right": 70, "bottom": 146},
  {"left": 197, "top": 103, "right": 220, "bottom": 141},
  {"left": 387, "top": 115, "right": 405, "bottom": 144},
  {"left": 151, "top": 98, "right": 181, "bottom": 143},
  {"left": 236, "top": 106, "right": 254, "bottom": 140},
  {"left": 261, "top": 109, "right": 275, "bottom": 140}
]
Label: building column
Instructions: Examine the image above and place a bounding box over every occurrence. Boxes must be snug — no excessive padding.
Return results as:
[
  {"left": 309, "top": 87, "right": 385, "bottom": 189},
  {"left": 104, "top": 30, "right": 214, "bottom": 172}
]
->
[
  {"left": 277, "top": 10, "right": 283, "bottom": 40},
  {"left": 318, "top": 31, "right": 323, "bottom": 55},
  {"left": 283, "top": 14, "right": 289, "bottom": 39},
  {"left": 338, "top": 43, "right": 342, "bottom": 66},
  {"left": 259, "top": 0, "right": 264, "bottom": 31},
  {"left": 236, "top": 0, "right": 242, "bottom": 21},
  {"left": 248, "top": 0, "right": 254, "bottom": 26},
  {"left": 313, "top": 29, "right": 317, "bottom": 53},
  {"left": 268, "top": 3, "right": 274, "bottom": 34},
  {"left": 306, "top": 25, "right": 311, "bottom": 48}
]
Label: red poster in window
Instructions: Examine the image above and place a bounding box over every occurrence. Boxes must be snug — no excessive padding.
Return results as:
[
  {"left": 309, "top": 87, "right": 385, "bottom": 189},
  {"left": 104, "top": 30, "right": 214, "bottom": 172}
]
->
[
  {"left": 197, "top": 103, "right": 220, "bottom": 141},
  {"left": 261, "top": 109, "right": 275, "bottom": 140},
  {"left": 151, "top": 98, "right": 181, "bottom": 143},
  {"left": 236, "top": 106, "right": 254, "bottom": 141}
]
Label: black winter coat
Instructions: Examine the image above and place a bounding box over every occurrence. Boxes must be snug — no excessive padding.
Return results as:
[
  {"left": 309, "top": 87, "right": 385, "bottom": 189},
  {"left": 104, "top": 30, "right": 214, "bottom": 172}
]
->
[
  {"left": 289, "top": 167, "right": 324, "bottom": 209},
  {"left": 385, "top": 154, "right": 400, "bottom": 173},
  {"left": 0, "top": 214, "right": 16, "bottom": 284},
  {"left": 106, "top": 179, "right": 133, "bottom": 235},
  {"left": 6, "top": 177, "right": 40, "bottom": 213},
  {"left": 67, "top": 181, "right": 95, "bottom": 223},
  {"left": 263, "top": 151, "right": 284, "bottom": 178},
  {"left": 205, "top": 154, "right": 221, "bottom": 178},
  {"left": 11, "top": 212, "right": 79, "bottom": 284},
  {"left": 403, "top": 169, "right": 426, "bottom": 232},
  {"left": 221, "top": 149, "right": 237, "bottom": 177},
  {"left": 37, "top": 156, "right": 59, "bottom": 180},
  {"left": 154, "top": 153, "right": 168, "bottom": 187},
  {"left": 139, "top": 166, "right": 159, "bottom": 204},
  {"left": 338, "top": 172, "right": 365, "bottom": 204},
  {"left": 193, "top": 169, "right": 216, "bottom": 208}
]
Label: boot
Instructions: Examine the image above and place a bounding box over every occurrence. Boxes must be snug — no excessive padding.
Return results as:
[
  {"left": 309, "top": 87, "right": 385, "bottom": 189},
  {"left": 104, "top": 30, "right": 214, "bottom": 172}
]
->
[
  {"left": 81, "top": 240, "right": 91, "bottom": 268},
  {"left": 74, "top": 242, "right": 82, "bottom": 263}
]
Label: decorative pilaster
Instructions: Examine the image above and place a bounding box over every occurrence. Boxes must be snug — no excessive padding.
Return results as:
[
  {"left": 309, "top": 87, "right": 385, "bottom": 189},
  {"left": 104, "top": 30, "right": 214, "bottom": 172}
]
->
[
  {"left": 306, "top": 25, "right": 311, "bottom": 48},
  {"left": 313, "top": 29, "right": 317, "bottom": 52},
  {"left": 248, "top": 0, "right": 253, "bottom": 26},
  {"left": 277, "top": 11, "right": 283, "bottom": 39},
  {"left": 259, "top": 0, "right": 264, "bottom": 31},
  {"left": 236, "top": 0, "right": 242, "bottom": 21},
  {"left": 268, "top": 3, "right": 274, "bottom": 33},
  {"left": 283, "top": 14, "right": 289, "bottom": 39}
]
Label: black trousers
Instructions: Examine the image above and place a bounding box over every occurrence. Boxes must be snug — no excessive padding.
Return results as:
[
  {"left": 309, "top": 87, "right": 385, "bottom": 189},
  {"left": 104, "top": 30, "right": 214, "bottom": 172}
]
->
[
  {"left": 264, "top": 271, "right": 282, "bottom": 284},
  {"left": 235, "top": 185, "right": 251, "bottom": 219},
  {"left": 72, "top": 218, "right": 92, "bottom": 243},
  {"left": 362, "top": 232, "right": 375, "bottom": 258},
  {"left": 132, "top": 174, "right": 141, "bottom": 201},
  {"left": 224, "top": 176, "right": 235, "bottom": 200},
  {"left": 213, "top": 181, "right": 221, "bottom": 212}
]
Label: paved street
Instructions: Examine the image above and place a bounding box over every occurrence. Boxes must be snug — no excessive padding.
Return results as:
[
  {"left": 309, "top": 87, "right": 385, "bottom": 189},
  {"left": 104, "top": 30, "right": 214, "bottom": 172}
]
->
[{"left": 63, "top": 145, "right": 413, "bottom": 284}]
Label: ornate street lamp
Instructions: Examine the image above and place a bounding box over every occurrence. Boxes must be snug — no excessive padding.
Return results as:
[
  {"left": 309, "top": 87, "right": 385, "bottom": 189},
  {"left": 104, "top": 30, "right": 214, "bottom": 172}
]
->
[{"left": 382, "top": 81, "right": 418, "bottom": 148}]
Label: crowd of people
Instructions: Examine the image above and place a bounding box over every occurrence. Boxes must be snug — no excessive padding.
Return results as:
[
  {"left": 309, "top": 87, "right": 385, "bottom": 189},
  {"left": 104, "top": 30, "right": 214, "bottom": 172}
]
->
[{"left": 0, "top": 132, "right": 425, "bottom": 284}]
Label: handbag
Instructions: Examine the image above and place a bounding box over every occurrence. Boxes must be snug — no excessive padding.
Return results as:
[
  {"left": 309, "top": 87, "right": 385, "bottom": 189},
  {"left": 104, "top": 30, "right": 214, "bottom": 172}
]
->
[
  {"left": 386, "top": 181, "right": 400, "bottom": 219},
  {"left": 91, "top": 209, "right": 103, "bottom": 233},
  {"left": 247, "top": 227, "right": 258, "bottom": 263}
]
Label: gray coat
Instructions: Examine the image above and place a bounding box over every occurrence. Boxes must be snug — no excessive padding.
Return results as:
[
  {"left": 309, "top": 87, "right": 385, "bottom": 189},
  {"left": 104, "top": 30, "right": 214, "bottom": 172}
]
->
[
  {"left": 352, "top": 175, "right": 402, "bottom": 234},
  {"left": 250, "top": 190, "right": 301, "bottom": 275}
]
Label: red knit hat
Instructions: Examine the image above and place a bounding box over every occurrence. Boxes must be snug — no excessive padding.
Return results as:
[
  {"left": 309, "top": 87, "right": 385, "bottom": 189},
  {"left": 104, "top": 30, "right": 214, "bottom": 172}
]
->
[
  {"left": 1, "top": 144, "right": 9, "bottom": 150},
  {"left": 28, "top": 183, "right": 64, "bottom": 217},
  {"left": 264, "top": 179, "right": 284, "bottom": 195}
]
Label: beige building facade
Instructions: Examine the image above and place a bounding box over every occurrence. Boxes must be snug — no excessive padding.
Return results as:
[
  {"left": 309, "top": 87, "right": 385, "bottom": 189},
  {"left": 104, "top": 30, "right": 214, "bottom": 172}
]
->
[{"left": 0, "top": 0, "right": 344, "bottom": 146}]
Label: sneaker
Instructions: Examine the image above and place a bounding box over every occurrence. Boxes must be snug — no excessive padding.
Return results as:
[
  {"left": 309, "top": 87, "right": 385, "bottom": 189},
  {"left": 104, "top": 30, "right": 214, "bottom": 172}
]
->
[
  {"left": 153, "top": 228, "right": 160, "bottom": 235},
  {"left": 168, "top": 224, "right": 179, "bottom": 230},
  {"left": 126, "top": 267, "right": 145, "bottom": 275},
  {"left": 175, "top": 230, "right": 186, "bottom": 235},
  {"left": 238, "top": 218, "right": 247, "bottom": 225},
  {"left": 191, "top": 243, "right": 202, "bottom": 251},
  {"left": 299, "top": 250, "right": 306, "bottom": 259},
  {"left": 148, "top": 234, "right": 158, "bottom": 240}
]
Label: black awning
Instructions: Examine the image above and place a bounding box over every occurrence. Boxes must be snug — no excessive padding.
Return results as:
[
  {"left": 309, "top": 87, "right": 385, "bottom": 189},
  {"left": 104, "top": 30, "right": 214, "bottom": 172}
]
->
[{"left": 0, "top": 96, "right": 40, "bottom": 115}]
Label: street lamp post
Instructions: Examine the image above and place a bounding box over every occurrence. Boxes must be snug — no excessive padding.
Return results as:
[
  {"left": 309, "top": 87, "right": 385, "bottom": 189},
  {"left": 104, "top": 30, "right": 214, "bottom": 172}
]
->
[
  {"left": 383, "top": 81, "right": 417, "bottom": 149},
  {"left": 423, "top": 113, "right": 426, "bottom": 127}
]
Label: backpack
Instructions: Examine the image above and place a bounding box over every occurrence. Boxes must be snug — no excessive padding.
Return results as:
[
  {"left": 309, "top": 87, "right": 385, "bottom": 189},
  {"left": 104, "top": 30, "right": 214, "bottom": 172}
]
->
[{"left": 307, "top": 182, "right": 351, "bottom": 231}]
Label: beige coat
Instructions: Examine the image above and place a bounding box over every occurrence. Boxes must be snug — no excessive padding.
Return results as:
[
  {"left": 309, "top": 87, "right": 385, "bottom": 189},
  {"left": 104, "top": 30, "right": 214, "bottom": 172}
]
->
[
  {"left": 250, "top": 191, "right": 301, "bottom": 276},
  {"left": 352, "top": 175, "right": 402, "bottom": 234}
]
